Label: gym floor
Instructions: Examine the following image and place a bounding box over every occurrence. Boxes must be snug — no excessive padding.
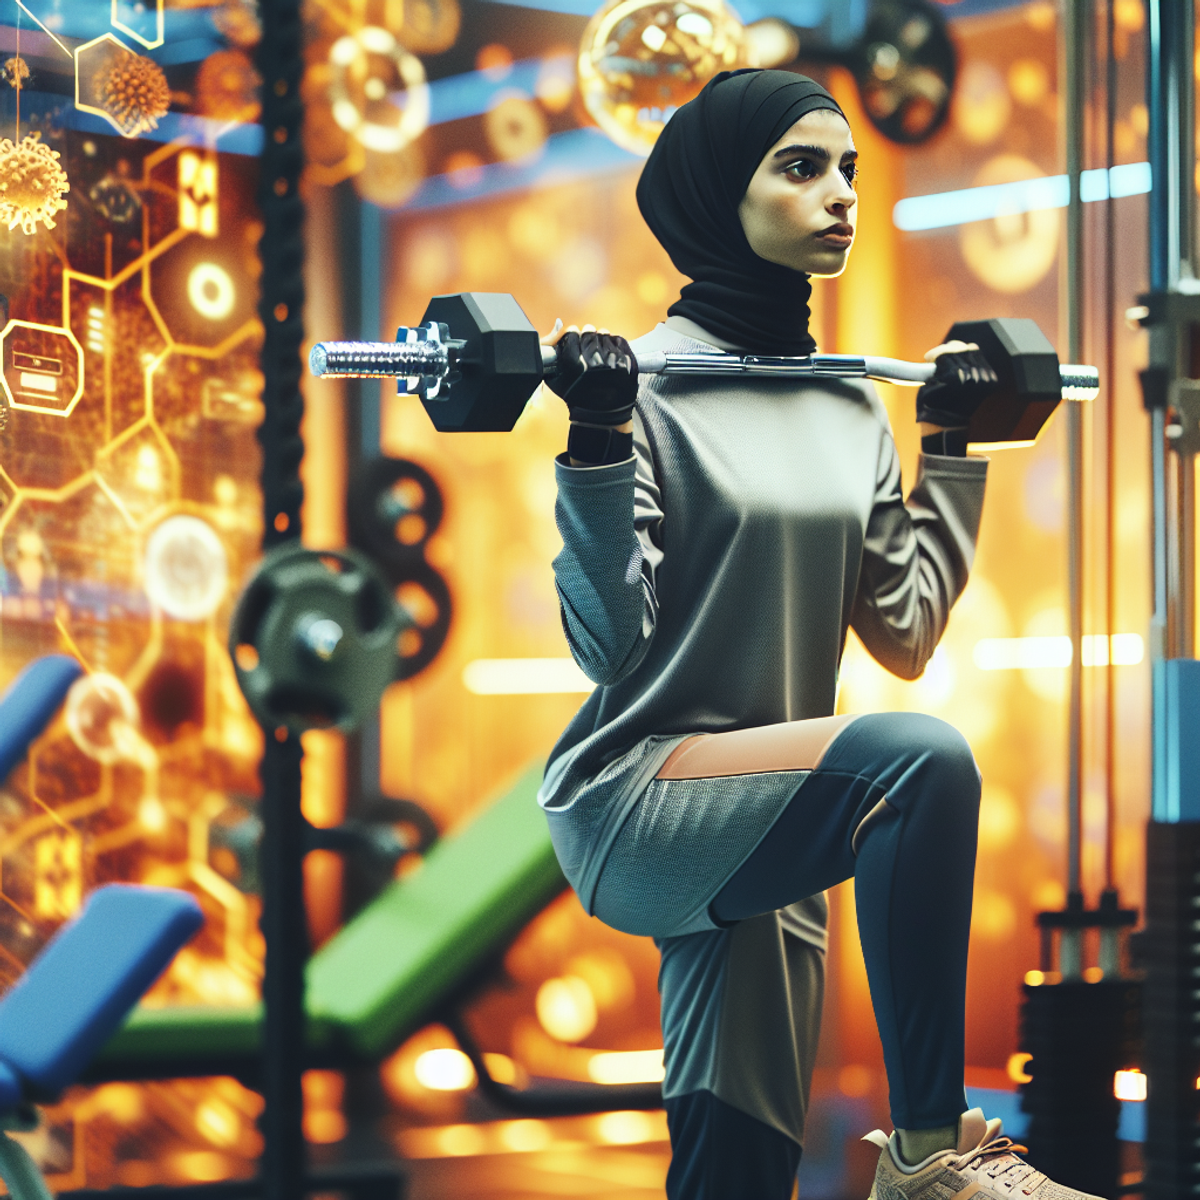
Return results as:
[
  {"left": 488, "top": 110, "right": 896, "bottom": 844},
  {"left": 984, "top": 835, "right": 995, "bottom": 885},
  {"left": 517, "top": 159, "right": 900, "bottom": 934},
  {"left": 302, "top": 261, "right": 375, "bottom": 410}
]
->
[{"left": 400, "top": 1119, "right": 671, "bottom": 1200}]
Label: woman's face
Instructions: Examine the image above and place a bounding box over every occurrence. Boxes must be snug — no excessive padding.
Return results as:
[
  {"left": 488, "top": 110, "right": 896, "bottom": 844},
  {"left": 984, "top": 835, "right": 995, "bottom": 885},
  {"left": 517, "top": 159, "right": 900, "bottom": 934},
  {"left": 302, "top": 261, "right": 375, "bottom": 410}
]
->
[{"left": 737, "top": 108, "right": 858, "bottom": 278}]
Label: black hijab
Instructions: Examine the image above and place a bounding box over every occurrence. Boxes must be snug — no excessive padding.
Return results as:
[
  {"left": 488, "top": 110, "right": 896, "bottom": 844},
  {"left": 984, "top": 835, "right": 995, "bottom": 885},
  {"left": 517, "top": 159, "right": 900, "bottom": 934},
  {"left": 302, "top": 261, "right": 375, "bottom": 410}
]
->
[{"left": 636, "top": 69, "right": 847, "bottom": 356}]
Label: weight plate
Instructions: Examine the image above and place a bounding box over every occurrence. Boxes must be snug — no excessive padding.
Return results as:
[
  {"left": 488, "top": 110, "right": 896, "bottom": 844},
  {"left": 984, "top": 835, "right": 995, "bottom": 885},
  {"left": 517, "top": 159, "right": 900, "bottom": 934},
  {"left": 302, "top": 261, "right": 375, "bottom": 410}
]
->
[
  {"left": 394, "top": 561, "right": 452, "bottom": 682},
  {"left": 347, "top": 456, "right": 444, "bottom": 577},
  {"left": 230, "top": 544, "right": 403, "bottom": 733}
]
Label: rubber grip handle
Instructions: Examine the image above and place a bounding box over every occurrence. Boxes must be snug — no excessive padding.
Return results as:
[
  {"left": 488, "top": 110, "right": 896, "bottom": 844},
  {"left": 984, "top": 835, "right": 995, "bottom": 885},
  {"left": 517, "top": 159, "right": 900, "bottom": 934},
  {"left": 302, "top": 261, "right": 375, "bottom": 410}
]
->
[{"left": 540, "top": 346, "right": 667, "bottom": 376}]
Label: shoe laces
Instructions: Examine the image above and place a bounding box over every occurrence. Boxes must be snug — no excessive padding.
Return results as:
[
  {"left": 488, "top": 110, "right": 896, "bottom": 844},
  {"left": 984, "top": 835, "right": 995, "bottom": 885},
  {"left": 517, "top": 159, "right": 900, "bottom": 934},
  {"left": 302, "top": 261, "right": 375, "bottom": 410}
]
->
[{"left": 953, "top": 1136, "right": 1046, "bottom": 1194}]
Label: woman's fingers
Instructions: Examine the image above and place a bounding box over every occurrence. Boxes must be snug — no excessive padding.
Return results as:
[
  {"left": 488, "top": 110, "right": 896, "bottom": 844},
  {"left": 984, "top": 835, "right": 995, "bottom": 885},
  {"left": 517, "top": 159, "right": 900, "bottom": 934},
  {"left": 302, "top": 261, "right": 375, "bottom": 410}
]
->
[
  {"left": 539, "top": 318, "right": 566, "bottom": 347},
  {"left": 539, "top": 321, "right": 608, "bottom": 346},
  {"left": 923, "top": 339, "right": 979, "bottom": 362}
]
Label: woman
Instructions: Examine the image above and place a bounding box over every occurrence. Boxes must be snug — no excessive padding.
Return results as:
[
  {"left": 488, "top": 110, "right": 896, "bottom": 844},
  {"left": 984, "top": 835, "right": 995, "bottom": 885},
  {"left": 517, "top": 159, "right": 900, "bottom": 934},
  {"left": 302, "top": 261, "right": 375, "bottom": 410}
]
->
[{"left": 538, "top": 69, "right": 1096, "bottom": 1200}]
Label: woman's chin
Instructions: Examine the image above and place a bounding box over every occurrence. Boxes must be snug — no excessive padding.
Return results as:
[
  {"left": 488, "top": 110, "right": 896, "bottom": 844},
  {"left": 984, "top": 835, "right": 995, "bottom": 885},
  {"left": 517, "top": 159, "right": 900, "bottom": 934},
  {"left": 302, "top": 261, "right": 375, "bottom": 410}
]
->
[
  {"left": 807, "top": 255, "right": 851, "bottom": 280},
  {"left": 786, "top": 246, "right": 852, "bottom": 279}
]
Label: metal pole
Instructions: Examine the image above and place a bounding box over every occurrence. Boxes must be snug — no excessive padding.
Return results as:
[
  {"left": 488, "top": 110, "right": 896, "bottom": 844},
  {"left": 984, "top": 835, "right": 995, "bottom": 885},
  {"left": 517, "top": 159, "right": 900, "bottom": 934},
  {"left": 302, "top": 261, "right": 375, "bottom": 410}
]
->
[
  {"left": 1061, "top": 0, "right": 1087, "bottom": 979},
  {"left": 1099, "top": 0, "right": 1120, "bottom": 976},
  {"left": 1145, "top": 0, "right": 1170, "bottom": 814},
  {"left": 1179, "top": 0, "right": 1197, "bottom": 660},
  {"left": 337, "top": 185, "right": 385, "bottom": 914}
]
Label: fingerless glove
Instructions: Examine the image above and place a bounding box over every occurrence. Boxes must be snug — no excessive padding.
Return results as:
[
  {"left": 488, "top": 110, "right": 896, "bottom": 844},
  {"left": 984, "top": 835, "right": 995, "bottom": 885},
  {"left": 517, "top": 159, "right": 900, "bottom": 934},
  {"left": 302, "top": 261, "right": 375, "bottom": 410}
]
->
[{"left": 915, "top": 349, "right": 999, "bottom": 430}]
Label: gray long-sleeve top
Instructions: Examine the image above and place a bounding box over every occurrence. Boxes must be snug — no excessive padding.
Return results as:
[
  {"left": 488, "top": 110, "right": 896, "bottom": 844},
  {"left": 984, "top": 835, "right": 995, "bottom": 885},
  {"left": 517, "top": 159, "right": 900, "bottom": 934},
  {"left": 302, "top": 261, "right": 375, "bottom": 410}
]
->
[{"left": 539, "top": 323, "right": 989, "bottom": 923}]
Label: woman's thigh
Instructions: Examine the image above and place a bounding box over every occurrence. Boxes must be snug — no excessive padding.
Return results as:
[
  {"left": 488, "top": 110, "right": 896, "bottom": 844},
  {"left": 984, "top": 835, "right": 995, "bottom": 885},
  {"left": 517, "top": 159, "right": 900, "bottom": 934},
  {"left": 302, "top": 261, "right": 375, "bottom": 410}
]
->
[{"left": 708, "top": 711, "right": 979, "bottom": 922}]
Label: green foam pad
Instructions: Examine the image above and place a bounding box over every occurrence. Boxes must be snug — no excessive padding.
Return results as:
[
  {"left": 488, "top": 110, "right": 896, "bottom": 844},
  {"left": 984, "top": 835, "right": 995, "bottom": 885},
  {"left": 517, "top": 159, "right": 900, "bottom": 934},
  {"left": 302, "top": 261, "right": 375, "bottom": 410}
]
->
[
  {"left": 97, "top": 761, "right": 563, "bottom": 1065},
  {"left": 308, "top": 760, "right": 564, "bottom": 1056}
]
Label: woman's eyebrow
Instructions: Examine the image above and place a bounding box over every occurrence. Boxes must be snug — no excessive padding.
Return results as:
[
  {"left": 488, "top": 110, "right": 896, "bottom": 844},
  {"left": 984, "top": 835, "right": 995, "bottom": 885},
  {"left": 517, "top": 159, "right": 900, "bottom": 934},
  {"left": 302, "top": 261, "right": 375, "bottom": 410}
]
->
[
  {"left": 773, "top": 143, "right": 829, "bottom": 161},
  {"left": 772, "top": 144, "right": 858, "bottom": 164}
]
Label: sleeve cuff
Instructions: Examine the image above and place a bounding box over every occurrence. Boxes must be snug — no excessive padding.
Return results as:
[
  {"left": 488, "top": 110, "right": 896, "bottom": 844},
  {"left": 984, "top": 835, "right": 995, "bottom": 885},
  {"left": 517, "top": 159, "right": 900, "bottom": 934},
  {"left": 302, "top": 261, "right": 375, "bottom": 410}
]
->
[
  {"left": 555, "top": 452, "right": 637, "bottom": 476},
  {"left": 917, "top": 452, "right": 989, "bottom": 480}
]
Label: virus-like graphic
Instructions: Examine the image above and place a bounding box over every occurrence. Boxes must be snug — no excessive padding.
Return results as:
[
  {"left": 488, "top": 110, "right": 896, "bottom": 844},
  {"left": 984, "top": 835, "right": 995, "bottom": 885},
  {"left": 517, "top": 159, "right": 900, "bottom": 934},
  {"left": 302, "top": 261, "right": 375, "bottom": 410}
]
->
[
  {"left": 1, "top": 57, "right": 30, "bottom": 89},
  {"left": 89, "top": 175, "right": 141, "bottom": 225},
  {"left": 194, "top": 49, "right": 261, "bottom": 123},
  {"left": 0, "top": 135, "right": 69, "bottom": 234},
  {"left": 97, "top": 50, "right": 170, "bottom": 137}
]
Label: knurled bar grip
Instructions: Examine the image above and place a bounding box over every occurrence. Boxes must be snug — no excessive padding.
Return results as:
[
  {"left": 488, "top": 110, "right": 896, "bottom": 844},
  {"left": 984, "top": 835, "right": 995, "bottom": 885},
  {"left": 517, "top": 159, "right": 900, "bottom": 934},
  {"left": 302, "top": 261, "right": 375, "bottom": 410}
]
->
[
  {"left": 309, "top": 340, "right": 449, "bottom": 377},
  {"left": 308, "top": 339, "right": 1100, "bottom": 399}
]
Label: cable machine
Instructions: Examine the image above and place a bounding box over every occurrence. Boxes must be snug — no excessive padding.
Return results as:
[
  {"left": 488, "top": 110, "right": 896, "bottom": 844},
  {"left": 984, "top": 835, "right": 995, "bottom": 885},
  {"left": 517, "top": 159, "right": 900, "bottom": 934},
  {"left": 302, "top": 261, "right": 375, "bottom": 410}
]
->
[{"left": 1133, "top": 1, "right": 1200, "bottom": 1195}]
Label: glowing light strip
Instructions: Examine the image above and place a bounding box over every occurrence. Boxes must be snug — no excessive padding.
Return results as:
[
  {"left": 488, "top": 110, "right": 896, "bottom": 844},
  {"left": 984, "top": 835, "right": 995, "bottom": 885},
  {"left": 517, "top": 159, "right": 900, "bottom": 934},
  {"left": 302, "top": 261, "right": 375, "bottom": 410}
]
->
[
  {"left": 425, "top": 58, "right": 545, "bottom": 126},
  {"left": 973, "top": 633, "right": 1144, "bottom": 671},
  {"left": 18, "top": 372, "right": 56, "bottom": 392},
  {"left": 587, "top": 1049, "right": 665, "bottom": 1085},
  {"left": 462, "top": 657, "right": 594, "bottom": 694},
  {"left": 894, "top": 162, "right": 1151, "bottom": 232}
]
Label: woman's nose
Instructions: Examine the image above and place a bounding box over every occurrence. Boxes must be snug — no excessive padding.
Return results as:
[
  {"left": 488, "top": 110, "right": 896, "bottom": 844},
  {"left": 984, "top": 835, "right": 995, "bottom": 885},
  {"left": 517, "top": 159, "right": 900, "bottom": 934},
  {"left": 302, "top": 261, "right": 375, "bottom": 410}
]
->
[{"left": 828, "top": 185, "right": 856, "bottom": 212}]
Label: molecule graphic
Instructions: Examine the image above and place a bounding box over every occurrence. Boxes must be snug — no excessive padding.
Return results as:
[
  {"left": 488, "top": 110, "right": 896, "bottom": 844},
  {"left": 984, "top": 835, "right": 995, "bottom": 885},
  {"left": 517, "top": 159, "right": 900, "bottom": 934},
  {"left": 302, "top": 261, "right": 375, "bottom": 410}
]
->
[
  {"left": 97, "top": 49, "right": 170, "bottom": 136},
  {"left": 89, "top": 174, "right": 142, "bottom": 224},
  {"left": 0, "top": 135, "right": 69, "bottom": 234}
]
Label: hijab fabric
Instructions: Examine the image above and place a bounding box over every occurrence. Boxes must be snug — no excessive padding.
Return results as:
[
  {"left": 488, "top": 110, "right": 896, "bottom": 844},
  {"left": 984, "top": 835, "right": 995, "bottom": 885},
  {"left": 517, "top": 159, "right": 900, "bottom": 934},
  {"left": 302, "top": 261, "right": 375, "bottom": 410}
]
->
[{"left": 636, "top": 69, "right": 847, "bottom": 356}]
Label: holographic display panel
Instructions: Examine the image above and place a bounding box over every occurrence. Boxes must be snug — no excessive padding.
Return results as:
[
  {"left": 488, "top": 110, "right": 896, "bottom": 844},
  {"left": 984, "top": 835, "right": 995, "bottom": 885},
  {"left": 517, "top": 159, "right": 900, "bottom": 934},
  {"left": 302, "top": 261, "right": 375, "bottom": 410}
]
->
[{"left": 0, "top": 1, "right": 268, "bottom": 1188}]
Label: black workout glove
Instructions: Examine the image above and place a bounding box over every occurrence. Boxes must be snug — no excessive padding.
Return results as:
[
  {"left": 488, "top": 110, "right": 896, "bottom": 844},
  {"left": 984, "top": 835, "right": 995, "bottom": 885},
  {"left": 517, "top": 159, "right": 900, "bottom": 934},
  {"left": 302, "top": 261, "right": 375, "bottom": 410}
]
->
[
  {"left": 915, "top": 348, "right": 999, "bottom": 430},
  {"left": 548, "top": 330, "right": 639, "bottom": 465},
  {"left": 549, "top": 331, "right": 639, "bottom": 424}
]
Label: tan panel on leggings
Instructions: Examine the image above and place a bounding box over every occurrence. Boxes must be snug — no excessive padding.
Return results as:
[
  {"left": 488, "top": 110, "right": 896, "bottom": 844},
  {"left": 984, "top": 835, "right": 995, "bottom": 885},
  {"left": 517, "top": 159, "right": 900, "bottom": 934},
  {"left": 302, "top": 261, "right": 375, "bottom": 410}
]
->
[{"left": 656, "top": 713, "right": 860, "bottom": 779}]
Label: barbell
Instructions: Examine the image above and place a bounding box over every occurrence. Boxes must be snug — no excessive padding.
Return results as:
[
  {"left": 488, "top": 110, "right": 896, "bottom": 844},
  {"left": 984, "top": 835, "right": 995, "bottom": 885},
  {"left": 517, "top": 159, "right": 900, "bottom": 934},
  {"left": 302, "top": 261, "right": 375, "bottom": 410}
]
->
[{"left": 309, "top": 291, "right": 1100, "bottom": 445}]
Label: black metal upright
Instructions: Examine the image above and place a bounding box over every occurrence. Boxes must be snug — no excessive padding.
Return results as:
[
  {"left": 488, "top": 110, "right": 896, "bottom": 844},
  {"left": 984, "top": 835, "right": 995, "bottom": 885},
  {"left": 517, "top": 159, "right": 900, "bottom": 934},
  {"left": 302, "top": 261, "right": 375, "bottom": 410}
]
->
[{"left": 255, "top": 1, "right": 308, "bottom": 1198}]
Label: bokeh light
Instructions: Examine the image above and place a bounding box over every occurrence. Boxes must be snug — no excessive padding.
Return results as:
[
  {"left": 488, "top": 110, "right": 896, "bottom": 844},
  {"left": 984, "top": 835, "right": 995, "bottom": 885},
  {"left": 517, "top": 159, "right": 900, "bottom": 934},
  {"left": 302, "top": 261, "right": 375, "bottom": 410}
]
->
[
  {"left": 414, "top": 1047, "right": 477, "bottom": 1091},
  {"left": 959, "top": 155, "right": 1060, "bottom": 294},
  {"left": 536, "top": 974, "right": 599, "bottom": 1042},
  {"left": 328, "top": 27, "right": 430, "bottom": 154},
  {"left": 143, "top": 515, "right": 229, "bottom": 621},
  {"left": 578, "top": 0, "right": 746, "bottom": 156}
]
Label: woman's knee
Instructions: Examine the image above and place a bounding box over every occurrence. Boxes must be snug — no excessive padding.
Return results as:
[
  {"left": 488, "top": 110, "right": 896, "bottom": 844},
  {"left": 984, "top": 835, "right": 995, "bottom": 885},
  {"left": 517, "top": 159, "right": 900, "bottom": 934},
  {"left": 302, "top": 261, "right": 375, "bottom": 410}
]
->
[
  {"left": 919, "top": 715, "right": 981, "bottom": 791},
  {"left": 845, "top": 712, "right": 981, "bottom": 813}
]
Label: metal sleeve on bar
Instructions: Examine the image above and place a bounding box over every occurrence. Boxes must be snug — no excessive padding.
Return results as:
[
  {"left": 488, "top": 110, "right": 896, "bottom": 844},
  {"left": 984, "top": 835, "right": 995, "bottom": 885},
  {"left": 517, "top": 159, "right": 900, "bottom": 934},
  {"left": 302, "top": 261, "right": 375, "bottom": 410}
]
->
[{"left": 310, "top": 340, "right": 449, "bottom": 378}]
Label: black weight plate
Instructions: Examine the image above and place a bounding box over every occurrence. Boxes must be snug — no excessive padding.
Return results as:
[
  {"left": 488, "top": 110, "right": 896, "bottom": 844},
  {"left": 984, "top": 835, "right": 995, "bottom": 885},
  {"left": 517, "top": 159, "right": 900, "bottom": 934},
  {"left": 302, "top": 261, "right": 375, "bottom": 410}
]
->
[
  {"left": 230, "top": 544, "right": 403, "bottom": 732},
  {"left": 850, "top": 0, "right": 956, "bottom": 146},
  {"left": 347, "top": 457, "right": 445, "bottom": 578},
  {"left": 393, "top": 561, "right": 452, "bottom": 682}
]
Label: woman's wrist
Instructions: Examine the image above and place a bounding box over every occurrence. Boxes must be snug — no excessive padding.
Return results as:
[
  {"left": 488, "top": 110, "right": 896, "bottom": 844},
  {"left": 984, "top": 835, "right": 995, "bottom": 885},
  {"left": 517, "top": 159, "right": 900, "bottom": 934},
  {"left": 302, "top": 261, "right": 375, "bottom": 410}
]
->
[
  {"left": 566, "top": 419, "right": 634, "bottom": 466},
  {"left": 921, "top": 428, "right": 968, "bottom": 457}
]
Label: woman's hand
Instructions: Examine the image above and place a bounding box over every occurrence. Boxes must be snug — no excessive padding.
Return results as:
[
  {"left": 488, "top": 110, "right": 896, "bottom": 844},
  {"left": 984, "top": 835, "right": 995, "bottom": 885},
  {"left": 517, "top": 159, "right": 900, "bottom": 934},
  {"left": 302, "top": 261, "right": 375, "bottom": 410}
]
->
[
  {"left": 540, "top": 321, "right": 638, "bottom": 466},
  {"left": 915, "top": 339, "right": 999, "bottom": 435},
  {"left": 540, "top": 322, "right": 637, "bottom": 434}
]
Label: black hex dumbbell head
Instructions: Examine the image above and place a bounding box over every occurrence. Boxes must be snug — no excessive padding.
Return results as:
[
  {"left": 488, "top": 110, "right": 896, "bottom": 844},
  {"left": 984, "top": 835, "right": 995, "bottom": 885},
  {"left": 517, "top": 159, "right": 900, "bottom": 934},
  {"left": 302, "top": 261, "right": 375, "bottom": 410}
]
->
[
  {"left": 948, "top": 317, "right": 1062, "bottom": 446},
  {"left": 418, "top": 292, "right": 543, "bottom": 432}
]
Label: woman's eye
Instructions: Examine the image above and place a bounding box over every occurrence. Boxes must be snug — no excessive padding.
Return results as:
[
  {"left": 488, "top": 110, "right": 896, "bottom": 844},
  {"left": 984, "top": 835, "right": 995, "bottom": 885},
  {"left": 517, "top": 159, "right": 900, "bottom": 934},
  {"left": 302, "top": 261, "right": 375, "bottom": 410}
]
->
[
  {"left": 841, "top": 163, "right": 858, "bottom": 186},
  {"left": 784, "top": 158, "right": 818, "bottom": 180}
]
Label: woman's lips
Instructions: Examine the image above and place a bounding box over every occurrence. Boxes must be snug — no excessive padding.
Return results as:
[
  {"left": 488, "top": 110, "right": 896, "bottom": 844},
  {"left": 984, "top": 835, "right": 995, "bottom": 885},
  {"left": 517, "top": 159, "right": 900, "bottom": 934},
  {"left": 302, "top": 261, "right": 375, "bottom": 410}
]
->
[{"left": 816, "top": 225, "right": 854, "bottom": 249}]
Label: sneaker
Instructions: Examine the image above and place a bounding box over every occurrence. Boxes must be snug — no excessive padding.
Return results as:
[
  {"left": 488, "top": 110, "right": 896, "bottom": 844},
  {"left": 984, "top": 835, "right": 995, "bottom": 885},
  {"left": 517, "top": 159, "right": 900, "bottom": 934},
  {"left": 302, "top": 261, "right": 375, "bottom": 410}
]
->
[{"left": 863, "top": 1108, "right": 1105, "bottom": 1200}]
